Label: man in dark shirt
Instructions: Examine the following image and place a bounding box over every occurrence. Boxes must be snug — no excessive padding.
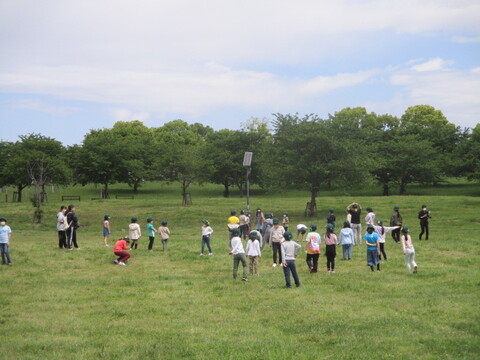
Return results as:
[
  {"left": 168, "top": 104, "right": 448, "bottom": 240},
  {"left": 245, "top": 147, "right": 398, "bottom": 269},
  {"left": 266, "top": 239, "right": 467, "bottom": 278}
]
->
[
  {"left": 418, "top": 205, "right": 431, "bottom": 240},
  {"left": 346, "top": 202, "right": 362, "bottom": 245}
]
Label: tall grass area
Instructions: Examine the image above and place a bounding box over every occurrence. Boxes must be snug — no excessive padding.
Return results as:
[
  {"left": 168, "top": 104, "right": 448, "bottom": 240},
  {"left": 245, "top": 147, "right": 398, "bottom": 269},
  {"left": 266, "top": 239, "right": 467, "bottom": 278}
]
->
[{"left": 1, "top": 181, "right": 479, "bottom": 359}]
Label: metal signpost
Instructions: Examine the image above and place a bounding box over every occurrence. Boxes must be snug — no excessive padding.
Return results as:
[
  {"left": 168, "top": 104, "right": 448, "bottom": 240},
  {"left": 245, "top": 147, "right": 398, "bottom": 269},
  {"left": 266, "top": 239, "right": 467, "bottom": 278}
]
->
[{"left": 243, "top": 152, "right": 253, "bottom": 211}]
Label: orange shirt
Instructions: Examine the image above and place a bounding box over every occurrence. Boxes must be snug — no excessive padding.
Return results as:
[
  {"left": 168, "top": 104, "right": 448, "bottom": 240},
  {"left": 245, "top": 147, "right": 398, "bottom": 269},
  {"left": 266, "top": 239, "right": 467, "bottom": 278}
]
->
[{"left": 114, "top": 239, "right": 130, "bottom": 252}]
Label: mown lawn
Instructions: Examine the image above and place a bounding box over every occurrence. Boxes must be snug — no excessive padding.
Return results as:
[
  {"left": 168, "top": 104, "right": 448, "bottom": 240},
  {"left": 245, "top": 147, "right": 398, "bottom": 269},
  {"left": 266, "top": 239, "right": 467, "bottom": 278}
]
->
[{"left": 1, "top": 181, "right": 479, "bottom": 359}]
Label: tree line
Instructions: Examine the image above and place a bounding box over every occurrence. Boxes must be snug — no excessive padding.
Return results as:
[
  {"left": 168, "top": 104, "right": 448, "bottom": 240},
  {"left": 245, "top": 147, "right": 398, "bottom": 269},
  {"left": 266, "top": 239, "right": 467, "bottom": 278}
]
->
[{"left": 1, "top": 105, "right": 479, "bottom": 215}]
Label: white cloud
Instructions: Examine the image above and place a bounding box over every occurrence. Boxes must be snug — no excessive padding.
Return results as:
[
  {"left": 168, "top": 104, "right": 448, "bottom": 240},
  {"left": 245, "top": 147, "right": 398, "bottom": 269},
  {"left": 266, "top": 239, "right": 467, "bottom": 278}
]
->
[
  {"left": 411, "top": 58, "right": 452, "bottom": 72},
  {"left": 108, "top": 108, "right": 150, "bottom": 123},
  {"left": 3, "top": 98, "right": 79, "bottom": 117},
  {"left": 0, "top": 64, "right": 376, "bottom": 116}
]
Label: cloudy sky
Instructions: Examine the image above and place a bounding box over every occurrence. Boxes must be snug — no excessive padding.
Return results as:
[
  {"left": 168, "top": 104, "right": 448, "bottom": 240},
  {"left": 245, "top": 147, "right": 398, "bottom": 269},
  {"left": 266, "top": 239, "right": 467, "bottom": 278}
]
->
[{"left": 1, "top": 0, "right": 479, "bottom": 145}]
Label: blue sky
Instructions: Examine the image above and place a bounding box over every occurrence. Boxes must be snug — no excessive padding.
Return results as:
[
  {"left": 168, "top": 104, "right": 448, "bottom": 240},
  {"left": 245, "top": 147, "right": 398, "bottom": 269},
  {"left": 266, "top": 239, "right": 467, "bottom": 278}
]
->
[{"left": 1, "top": 0, "right": 479, "bottom": 146}]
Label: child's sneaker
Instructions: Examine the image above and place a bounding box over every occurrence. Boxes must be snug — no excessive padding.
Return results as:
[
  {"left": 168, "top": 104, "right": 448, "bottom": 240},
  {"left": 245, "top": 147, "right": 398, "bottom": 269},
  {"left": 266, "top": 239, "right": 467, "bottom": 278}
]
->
[
  {"left": 114, "top": 260, "right": 119, "bottom": 264},
  {"left": 414, "top": 266, "right": 418, "bottom": 273},
  {"left": 118, "top": 262, "right": 126, "bottom": 266},
  {"left": 242, "top": 277, "right": 248, "bottom": 282},
  {"left": 200, "top": 253, "right": 204, "bottom": 256},
  {"left": 208, "top": 253, "right": 213, "bottom": 256},
  {"left": 272, "top": 263, "right": 277, "bottom": 267}
]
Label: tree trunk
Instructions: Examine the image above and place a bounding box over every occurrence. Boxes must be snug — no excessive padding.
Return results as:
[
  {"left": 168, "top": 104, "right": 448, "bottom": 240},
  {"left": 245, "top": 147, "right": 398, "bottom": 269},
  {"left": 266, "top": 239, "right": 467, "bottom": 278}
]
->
[
  {"left": 383, "top": 183, "right": 389, "bottom": 196},
  {"left": 182, "top": 180, "right": 192, "bottom": 206},
  {"left": 102, "top": 183, "right": 109, "bottom": 199},
  {"left": 223, "top": 181, "right": 230, "bottom": 198},
  {"left": 16, "top": 184, "right": 24, "bottom": 202},
  {"left": 133, "top": 181, "right": 139, "bottom": 194},
  {"left": 399, "top": 180, "right": 407, "bottom": 195},
  {"left": 307, "top": 186, "right": 318, "bottom": 217}
]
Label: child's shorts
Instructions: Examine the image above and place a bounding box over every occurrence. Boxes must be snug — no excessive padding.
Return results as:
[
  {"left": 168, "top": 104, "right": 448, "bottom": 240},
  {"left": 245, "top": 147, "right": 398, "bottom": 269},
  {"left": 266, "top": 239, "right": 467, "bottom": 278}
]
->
[{"left": 103, "top": 228, "right": 110, "bottom": 236}]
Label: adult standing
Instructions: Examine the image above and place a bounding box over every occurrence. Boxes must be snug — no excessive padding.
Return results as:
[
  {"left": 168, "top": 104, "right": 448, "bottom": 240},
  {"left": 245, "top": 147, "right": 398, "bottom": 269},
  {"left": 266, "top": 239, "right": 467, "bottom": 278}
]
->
[
  {"left": 66, "top": 204, "right": 80, "bottom": 250},
  {"left": 255, "top": 208, "right": 265, "bottom": 234},
  {"left": 262, "top": 213, "right": 274, "bottom": 248},
  {"left": 418, "top": 205, "right": 431, "bottom": 240},
  {"left": 346, "top": 202, "right": 362, "bottom": 245},
  {"left": 239, "top": 210, "right": 249, "bottom": 240},
  {"left": 305, "top": 224, "right": 321, "bottom": 273},
  {"left": 269, "top": 218, "right": 285, "bottom": 267},
  {"left": 56, "top": 205, "right": 67, "bottom": 249},
  {"left": 390, "top": 206, "right": 403, "bottom": 243}
]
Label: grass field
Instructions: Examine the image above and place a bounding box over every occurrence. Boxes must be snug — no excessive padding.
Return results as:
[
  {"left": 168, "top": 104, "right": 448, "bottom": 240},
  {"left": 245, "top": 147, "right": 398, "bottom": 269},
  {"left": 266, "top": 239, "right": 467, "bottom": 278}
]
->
[{"left": 1, "top": 181, "right": 479, "bottom": 359}]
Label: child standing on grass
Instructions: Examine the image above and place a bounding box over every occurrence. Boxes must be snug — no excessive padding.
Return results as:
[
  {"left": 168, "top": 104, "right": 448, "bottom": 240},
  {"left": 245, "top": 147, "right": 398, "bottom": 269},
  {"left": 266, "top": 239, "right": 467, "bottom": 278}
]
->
[
  {"left": 128, "top": 217, "right": 141, "bottom": 249},
  {"left": 0, "top": 217, "right": 12, "bottom": 265},
  {"left": 338, "top": 221, "right": 354, "bottom": 260},
  {"left": 158, "top": 221, "right": 170, "bottom": 251},
  {"left": 390, "top": 206, "right": 403, "bottom": 243},
  {"left": 229, "top": 228, "right": 248, "bottom": 281},
  {"left": 146, "top": 217, "right": 156, "bottom": 250},
  {"left": 201, "top": 220, "right": 213, "bottom": 256},
  {"left": 326, "top": 209, "right": 336, "bottom": 228},
  {"left": 365, "top": 224, "right": 381, "bottom": 272},
  {"left": 324, "top": 224, "right": 337, "bottom": 273},
  {"left": 113, "top": 237, "right": 130, "bottom": 266},
  {"left": 281, "top": 231, "right": 301, "bottom": 288},
  {"left": 246, "top": 231, "right": 261, "bottom": 276},
  {"left": 401, "top": 226, "right": 418, "bottom": 274},
  {"left": 103, "top": 215, "right": 111, "bottom": 247},
  {"left": 305, "top": 224, "right": 321, "bottom": 273},
  {"left": 374, "top": 220, "right": 400, "bottom": 261},
  {"left": 282, "top": 212, "right": 290, "bottom": 231},
  {"left": 365, "top": 207, "right": 375, "bottom": 226}
]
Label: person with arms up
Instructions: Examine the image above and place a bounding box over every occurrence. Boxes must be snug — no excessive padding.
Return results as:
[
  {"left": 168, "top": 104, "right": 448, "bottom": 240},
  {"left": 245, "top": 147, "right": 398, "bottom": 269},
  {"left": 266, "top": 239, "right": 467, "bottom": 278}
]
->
[{"left": 346, "top": 202, "right": 362, "bottom": 245}]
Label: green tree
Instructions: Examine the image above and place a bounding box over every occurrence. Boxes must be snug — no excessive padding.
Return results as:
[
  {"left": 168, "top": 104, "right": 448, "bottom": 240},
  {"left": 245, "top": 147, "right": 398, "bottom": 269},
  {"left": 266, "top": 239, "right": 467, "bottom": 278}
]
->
[
  {"left": 271, "top": 113, "right": 364, "bottom": 216},
  {"left": 0, "top": 134, "right": 70, "bottom": 203},
  {"left": 154, "top": 120, "right": 212, "bottom": 205},
  {"left": 456, "top": 124, "right": 480, "bottom": 181}
]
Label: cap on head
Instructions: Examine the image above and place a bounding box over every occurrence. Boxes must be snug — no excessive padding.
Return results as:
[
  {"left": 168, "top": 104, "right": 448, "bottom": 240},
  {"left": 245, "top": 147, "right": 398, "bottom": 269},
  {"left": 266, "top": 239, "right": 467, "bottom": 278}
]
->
[
  {"left": 352, "top": 204, "right": 358, "bottom": 209},
  {"left": 0, "top": 217, "right": 6, "bottom": 222},
  {"left": 104, "top": 214, "right": 110, "bottom": 220},
  {"left": 401, "top": 226, "right": 410, "bottom": 233},
  {"left": 326, "top": 223, "right": 334, "bottom": 231},
  {"left": 202, "top": 219, "right": 209, "bottom": 224},
  {"left": 421, "top": 205, "right": 427, "bottom": 208},
  {"left": 147, "top": 217, "right": 154, "bottom": 222},
  {"left": 230, "top": 210, "right": 236, "bottom": 216},
  {"left": 329, "top": 208, "right": 334, "bottom": 213},
  {"left": 248, "top": 232, "right": 257, "bottom": 240},
  {"left": 394, "top": 206, "right": 400, "bottom": 211},
  {"left": 122, "top": 236, "right": 130, "bottom": 242},
  {"left": 256, "top": 207, "right": 261, "bottom": 211},
  {"left": 343, "top": 220, "right": 350, "bottom": 227},
  {"left": 310, "top": 224, "right": 317, "bottom": 231},
  {"left": 131, "top": 216, "right": 138, "bottom": 222},
  {"left": 366, "top": 207, "right": 373, "bottom": 212},
  {"left": 161, "top": 221, "right": 168, "bottom": 226},
  {"left": 376, "top": 219, "right": 383, "bottom": 225},
  {"left": 283, "top": 231, "right": 293, "bottom": 241},
  {"left": 272, "top": 217, "right": 280, "bottom": 225},
  {"left": 265, "top": 212, "right": 273, "bottom": 218},
  {"left": 232, "top": 228, "right": 241, "bottom": 236},
  {"left": 367, "top": 224, "right": 375, "bottom": 231},
  {"left": 283, "top": 211, "right": 288, "bottom": 215}
]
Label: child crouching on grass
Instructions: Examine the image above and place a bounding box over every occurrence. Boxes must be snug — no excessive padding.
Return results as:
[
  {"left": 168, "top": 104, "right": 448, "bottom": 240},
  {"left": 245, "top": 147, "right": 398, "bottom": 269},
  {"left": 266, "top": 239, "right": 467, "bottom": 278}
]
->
[
  {"left": 158, "top": 221, "right": 170, "bottom": 251},
  {"left": 246, "top": 231, "right": 261, "bottom": 276},
  {"left": 113, "top": 237, "right": 130, "bottom": 266},
  {"left": 281, "top": 231, "right": 301, "bottom": 288},
  {"left": 229, "top": 228, "right": 248, "bottom": 281}
]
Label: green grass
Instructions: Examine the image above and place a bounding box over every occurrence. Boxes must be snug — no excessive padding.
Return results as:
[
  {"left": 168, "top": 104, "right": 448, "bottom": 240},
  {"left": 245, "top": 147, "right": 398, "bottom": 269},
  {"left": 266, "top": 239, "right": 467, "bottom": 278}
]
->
[{"left": 1, "top": 181, "right": 479, "bottom": 359}]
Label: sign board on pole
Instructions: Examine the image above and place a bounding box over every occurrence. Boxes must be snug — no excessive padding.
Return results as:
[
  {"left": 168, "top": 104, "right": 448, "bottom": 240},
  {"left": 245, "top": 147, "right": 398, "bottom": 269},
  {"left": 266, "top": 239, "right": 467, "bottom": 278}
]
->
[{"left": 243, "top": 152, "right": 253, "bottom": 167}]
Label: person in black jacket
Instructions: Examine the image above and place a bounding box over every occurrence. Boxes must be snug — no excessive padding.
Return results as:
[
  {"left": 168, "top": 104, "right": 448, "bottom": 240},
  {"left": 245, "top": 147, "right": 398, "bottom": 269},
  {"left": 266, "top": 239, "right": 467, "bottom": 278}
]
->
[
  {"left": 418, "top": 205, "right": 431, "bottom": 240},
  {"left": 66, "top": 204, "right": 80, "bottom": 250}
]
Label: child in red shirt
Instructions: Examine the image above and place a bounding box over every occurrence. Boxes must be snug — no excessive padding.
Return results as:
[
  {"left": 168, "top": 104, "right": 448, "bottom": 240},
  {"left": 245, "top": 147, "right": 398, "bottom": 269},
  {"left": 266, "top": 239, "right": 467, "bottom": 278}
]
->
[{"left": 114, "top": 237, "right": 131, "bottom": 266}]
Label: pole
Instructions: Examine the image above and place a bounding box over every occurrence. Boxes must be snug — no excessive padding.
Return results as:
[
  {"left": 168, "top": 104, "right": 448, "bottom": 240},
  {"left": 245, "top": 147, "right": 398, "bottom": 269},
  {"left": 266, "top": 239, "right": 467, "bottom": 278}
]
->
[{"left": 246, "top": 167, "right": 251, "bottom": 211}]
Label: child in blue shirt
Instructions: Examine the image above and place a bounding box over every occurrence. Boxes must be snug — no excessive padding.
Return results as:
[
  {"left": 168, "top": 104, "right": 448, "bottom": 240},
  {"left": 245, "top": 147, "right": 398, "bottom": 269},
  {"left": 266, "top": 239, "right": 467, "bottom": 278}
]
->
[
  {"left": 0, "top": 217, "right": 12, "bottom": 265},
  {"left": 146, "top": 217, "right": 156, "bottom": 250},
  {"left": 364, "top": 224, "right": 381, "bottom": 272}
]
